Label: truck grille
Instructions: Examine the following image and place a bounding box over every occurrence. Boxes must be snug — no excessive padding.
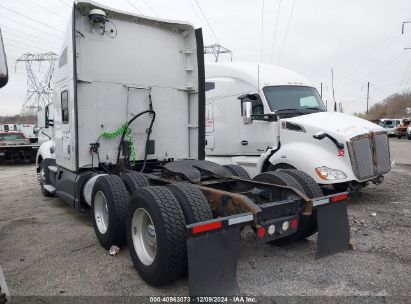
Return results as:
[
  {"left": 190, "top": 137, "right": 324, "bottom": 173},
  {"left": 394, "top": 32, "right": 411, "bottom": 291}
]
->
[{"left": 348, "top": 132, "right": 391, "bottom": 181}]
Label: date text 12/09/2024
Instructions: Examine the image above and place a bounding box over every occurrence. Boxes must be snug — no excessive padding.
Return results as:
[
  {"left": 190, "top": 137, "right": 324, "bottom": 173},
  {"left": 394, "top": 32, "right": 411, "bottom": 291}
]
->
[{"left": 149, "top": 296, "right": 257, "bottom": 303}]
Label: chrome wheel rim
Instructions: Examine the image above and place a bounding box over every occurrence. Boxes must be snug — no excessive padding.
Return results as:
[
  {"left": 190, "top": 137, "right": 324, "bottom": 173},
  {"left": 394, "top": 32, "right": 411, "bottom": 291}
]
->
[
  {"left": 131, "top": 208, "right": 157, "bottom": 266},
  {"left": 94, "top": 191, "right": 109, "bottom": 234}
]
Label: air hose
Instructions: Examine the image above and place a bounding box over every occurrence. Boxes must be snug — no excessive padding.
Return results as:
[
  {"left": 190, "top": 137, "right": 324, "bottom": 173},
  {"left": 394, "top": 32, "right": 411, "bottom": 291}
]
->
[{"left": 100, "top": 123, "right": 137, "bottom": 166}]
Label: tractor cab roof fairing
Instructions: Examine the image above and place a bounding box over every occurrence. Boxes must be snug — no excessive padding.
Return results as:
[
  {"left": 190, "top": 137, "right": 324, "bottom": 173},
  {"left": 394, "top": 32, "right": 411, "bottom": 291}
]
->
[{"left": 53, "top": 1, "right": 201, "bottom": 171}]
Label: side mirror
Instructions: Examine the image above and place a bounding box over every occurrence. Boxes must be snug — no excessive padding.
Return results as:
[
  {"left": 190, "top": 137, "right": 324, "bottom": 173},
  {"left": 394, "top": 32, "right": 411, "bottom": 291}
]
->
[
  {"left": 242, "top": 101, "right": 253, "bottom": 124},
  {"left": 33, "top": 127, "right": 41, "bottom": 135},
  {"left": 0, "top": 28, "right": 8, "bottom": 89},
  {"left": 313, "top": 131, "right": 326, "bottom": 139}
]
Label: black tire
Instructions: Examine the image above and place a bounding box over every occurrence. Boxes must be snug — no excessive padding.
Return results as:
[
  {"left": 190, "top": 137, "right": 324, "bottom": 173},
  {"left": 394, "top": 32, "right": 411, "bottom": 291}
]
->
[
  {"left": 38, "top": 161, "right": 54, "bottom": 197},
  {"left": 121, "top": 172, "right": 150, "bottom": 195},
  {"left": 223, "top": 164, "right": 251, "bottom": 180},
  {"left": 253, "top": 171, "right": 304, "bottom": 192},
  {"left": 91, "top": 175, "right": 129, "bottom": 249},
  {"left": 127, "top": 186, "right": 186, "bottom": 286},
  {"left": 167, "top": 182, "right": 212, "bottom": 224},
  {"left": 280, "top": 169, "right": 323, "bottom": 198},
  {"left": 280, "top": 169, "right": 324, "bottom": 239}
]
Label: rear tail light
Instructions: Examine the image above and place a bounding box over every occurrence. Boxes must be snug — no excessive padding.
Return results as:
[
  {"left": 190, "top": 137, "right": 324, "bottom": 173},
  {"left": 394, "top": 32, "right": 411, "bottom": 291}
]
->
[
  {"left": 257, "top": 227, "right": 266, "bottom": 238},
  {"left": 192, "top": 221, "right": 222, "bottom": 234},
  {"left": 282, "top": 221, "right": 290, "bottom": 231},
  {"left": 290, "top": 218, "right": 298, "bottom": 229},
  {"left": 331, "top": 193, "right": 348, "bottom": 202}
]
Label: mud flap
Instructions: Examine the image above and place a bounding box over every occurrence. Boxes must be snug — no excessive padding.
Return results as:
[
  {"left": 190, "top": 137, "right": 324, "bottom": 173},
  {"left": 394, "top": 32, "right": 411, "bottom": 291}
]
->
[
  {"left": 316, "top": 201, "right": 350, "bottom": 258},
  {"left": 187, "top": 226, "right": 241, "bottom": 297}
]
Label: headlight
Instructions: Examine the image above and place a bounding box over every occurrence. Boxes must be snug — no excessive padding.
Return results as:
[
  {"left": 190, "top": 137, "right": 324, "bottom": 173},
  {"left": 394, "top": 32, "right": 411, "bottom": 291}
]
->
[{"left": 315, "top": 166, "right": 347, "bottom": 180}]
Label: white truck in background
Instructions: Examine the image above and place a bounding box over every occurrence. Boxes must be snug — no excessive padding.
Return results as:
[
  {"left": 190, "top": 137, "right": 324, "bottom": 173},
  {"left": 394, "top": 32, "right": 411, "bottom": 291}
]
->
[
  {"left": 18, "top": 124, "right": 38, "bottom": 143},
  {"left": 205, "top": 62, "right": 391, "bottom": 191}
]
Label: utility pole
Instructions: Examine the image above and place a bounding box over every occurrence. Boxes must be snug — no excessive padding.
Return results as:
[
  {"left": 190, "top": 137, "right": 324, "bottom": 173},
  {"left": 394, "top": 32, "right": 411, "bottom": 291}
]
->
[
  {"left": 361, "top": 82, "right": 375, "bottom": 114},
  {"left": 331, "top": 68, "right": 337, "bottom": 111},
  {"left": 366, "top": 81, "right": 370, "bottom": 114}
]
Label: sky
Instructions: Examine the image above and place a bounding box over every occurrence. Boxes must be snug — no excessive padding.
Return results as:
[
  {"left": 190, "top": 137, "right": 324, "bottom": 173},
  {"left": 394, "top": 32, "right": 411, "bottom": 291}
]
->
[{"left": 0, "top": 0, "right": 410, "bottom": 115}]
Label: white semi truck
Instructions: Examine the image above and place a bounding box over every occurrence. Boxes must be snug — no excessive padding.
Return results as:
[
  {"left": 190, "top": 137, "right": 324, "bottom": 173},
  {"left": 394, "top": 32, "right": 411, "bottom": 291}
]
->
[
  {"left": 205, "top": 62, "right": 391, "bottom": 192},
  {"left": 35, "top": 1, "right": 352, "bottom": 296}
]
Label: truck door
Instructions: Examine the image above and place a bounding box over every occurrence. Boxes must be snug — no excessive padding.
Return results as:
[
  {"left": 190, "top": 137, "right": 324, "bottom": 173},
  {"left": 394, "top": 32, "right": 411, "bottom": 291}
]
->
[
  {"left": 55, "top": 86, "right": 76, "bottom": 171},
  {"left": 239, "top": 94, "right": 276, "bottom": 155}
]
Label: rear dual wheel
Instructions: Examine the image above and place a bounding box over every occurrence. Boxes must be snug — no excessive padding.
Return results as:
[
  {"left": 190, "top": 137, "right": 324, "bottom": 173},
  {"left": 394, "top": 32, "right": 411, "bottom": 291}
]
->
[
  {"left": 127, "top": 183, "right": 212, "bottom": 286},
  {"left": 91, "top": 175, "right": 213, "bottom": 286},
  {"left": 91, "top": 175, "right": 129, "bottom": 249}
]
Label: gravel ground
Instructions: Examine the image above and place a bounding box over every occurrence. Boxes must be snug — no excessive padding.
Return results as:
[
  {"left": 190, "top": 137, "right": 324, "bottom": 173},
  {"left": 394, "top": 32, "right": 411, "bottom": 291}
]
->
[{"left": 0, "top": 138, "right": 410, "bottom": 299}]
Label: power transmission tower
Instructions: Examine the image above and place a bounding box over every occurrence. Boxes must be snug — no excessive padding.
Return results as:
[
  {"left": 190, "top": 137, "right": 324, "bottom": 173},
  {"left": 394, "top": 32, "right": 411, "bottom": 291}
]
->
[
  {"left": 204, "top": 44, "right": 232, "bottom": 62},
  {"left": 16, "top": 52, "right": 58, "bottom": 122}
]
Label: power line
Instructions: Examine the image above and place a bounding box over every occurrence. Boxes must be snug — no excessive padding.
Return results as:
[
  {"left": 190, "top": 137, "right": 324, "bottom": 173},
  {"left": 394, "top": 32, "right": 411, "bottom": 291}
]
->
[
  {"left": 277, "top": 0, "right": 295, "bottom": 63},
  {"left": 1, "top": 27, "right": 58, "bottom": 49},
  {"left": 337, "top": 30, "right": 401, "bottom": 83},
  {"left": 2, "top": 29, "right": 59, "bottom": 51},
  {"left": 187, "top": 0, "right": 213, "bottom": 41},
  {"left": 4, "top": 41, "right": 39, "bottom": 54},
  {"left": 25, "top": 0, "right": 69, "bottom": 20},
  {"left": 3, "top": 36, "right": 54, "bottom": 52},
  {"left": 125, "top": 0, "right": 143, "bottom": 14},
  {"left": 140, "top": 0, "right": 160, "bottom": 17},
  {"left": 0, "top": 13, "right": 62, "bottom": 40},
  {"left": 269, "top": 0, "right": 282, "bottom": 62},
  {"left": 0, "top": 3, "right": 64, "bottom": 34},
  {"left": 336, "top": 52, "right": 406, "bottom": 89},
  {"left": 193, "top": 0, "right": 219, "bottom": 43},
  {"left": 397, "top": 59, "right": 411, "bottom": 92},
  {"left": 56, "top": 0, "right": 72, "bottom": 8}
]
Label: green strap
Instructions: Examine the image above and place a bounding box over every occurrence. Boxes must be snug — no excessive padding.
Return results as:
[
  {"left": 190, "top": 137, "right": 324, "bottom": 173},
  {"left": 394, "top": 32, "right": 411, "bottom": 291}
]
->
[{"left": 100, "top": 123, "right": 137, "bottom": 165}]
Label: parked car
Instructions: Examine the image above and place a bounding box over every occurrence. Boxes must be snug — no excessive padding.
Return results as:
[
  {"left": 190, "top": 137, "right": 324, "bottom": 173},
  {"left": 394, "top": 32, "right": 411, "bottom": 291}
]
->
[
  {"left": 396, "top": 119, "right": 410, "bottom": 139},
  {"left": 407, "top": 124, "right": 411, "bottom": 140},
  {"left": 379, "top": 119, "right": 402, "bottom": 136}
]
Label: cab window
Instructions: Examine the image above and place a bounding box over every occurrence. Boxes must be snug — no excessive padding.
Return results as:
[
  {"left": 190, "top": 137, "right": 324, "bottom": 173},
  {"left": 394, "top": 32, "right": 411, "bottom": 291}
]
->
[
  {"left": 240, "top": 94, "right": 264, "bottom": 115},
  {"left": 61, "top": 90, "right": 69, "bottom": 124}
]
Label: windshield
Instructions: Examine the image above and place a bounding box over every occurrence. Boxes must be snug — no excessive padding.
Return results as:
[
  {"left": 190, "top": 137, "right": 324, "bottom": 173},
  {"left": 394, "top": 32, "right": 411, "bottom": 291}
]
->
[
  {"left": 0, "top": 133, "right": 26, "bottom": 140},
  {"left": 263, "top": 86, "right": 326, "bottom": 112}
]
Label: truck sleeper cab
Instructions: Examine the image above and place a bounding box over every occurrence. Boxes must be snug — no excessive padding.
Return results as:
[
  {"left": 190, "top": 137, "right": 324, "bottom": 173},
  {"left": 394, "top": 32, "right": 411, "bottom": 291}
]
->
[
  {"left": 36, "top": 1, "right": 351, "bottom": 296},
  {"left": 205, "top": 62, "right": 391, "bottom": 192}
]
